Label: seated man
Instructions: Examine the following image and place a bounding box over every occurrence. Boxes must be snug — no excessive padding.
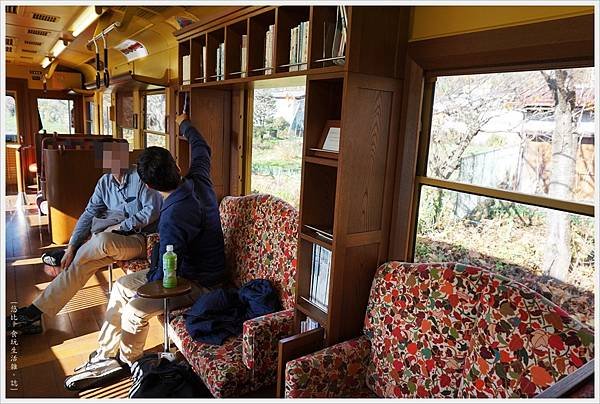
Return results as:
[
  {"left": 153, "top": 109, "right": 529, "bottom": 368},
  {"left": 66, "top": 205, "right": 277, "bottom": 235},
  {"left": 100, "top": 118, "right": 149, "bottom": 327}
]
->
[
  {"left": 8, "top": 141, "right": 163, "bottom": 335},
  {"left": 65, "top": 115, "right": 226, "bottom": 390}
]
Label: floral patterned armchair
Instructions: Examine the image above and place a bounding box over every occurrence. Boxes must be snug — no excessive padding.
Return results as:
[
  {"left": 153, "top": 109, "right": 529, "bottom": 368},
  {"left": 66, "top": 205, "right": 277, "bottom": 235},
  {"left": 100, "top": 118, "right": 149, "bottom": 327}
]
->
[
  {"left": 117, "top": 232, "right": 160, "bottom": 273},
  {"left": 169, "top": 194, "right": 298, "bottom": 397},
  {"left": 285, "top": 262, "right": 594, "bottom": 398}
]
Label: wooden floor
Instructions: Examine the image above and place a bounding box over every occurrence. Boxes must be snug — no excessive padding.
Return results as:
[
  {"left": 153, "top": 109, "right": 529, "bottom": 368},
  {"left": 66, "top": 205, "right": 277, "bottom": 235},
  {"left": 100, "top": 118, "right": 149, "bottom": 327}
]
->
[{"left": 4, "top": 195, "right": 164, "bottom": 398}]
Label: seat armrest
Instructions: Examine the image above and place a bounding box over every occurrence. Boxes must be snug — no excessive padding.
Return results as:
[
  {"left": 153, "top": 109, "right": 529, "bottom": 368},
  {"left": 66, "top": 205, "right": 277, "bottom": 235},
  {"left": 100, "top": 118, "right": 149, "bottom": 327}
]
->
[
  {"left": 242, "top": 309, "right": 295, "bottom": 371},
  {"left": 285, "top": 336, "right": 372, "bottom": 398},
  {"left": 145, "top": 233, "right": 160, "bottom": 259}
]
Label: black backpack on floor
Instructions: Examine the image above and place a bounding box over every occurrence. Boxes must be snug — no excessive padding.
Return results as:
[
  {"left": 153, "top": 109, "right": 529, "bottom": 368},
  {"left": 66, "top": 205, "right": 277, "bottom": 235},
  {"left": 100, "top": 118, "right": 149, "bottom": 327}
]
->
[{"left": 129, "top": 354, "right": 212, "bottom": 398}]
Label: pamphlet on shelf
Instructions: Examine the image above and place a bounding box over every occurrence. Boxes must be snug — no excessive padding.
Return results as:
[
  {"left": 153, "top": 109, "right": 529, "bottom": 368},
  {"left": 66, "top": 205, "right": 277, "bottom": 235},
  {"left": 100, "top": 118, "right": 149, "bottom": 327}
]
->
[
  {"left": 182, "top": 54, "right": 190, "bottom": 84},
  {"left": 241, "top": 34, "right": 248, "bottom": 77}
]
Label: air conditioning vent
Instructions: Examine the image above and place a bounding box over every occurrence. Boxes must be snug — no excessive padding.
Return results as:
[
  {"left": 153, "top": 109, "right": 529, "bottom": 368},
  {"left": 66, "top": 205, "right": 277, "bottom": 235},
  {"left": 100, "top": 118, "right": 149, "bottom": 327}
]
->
[
  {"left": 32, "top": 12, "right": 60, "bottom": 23},
  {"left": 22, "top": 49, "right": 37, "bottom": 54},
  {"left": 6, "top": 5, "right": 18, "bottom": 14},
  {"left": 25, "top": 40, "right": 42, "bottom": 46},
  {"left": 30, "top": 69, "right": 43, "bottom": 75},
  {"left": 6, "top": 46, "right": 13, "bottom": 53},
  {"left": 6, "top": 37, "right": 14, "bottom": 45},
  {"left": 136, "top": 8, "right": 158, "bottom": 20},
  {"left": 27, "top": 29, "right": 50, "bottom": 36},
  {"left": 20, "top": 55, "right": 34, "bottom": 60},
  {"left": 32, "top": 75, "right": 42, "bottom": 81}
]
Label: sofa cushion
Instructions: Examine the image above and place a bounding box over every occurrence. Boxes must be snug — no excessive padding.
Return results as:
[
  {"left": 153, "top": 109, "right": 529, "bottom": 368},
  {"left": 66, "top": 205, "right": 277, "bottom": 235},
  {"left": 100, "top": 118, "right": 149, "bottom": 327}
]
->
[
  {"left": 363, "top": 262, "right": 491, "bottom": 398},
  {"left": 460, "top": 272, "right": 594, "bottom": 398}
]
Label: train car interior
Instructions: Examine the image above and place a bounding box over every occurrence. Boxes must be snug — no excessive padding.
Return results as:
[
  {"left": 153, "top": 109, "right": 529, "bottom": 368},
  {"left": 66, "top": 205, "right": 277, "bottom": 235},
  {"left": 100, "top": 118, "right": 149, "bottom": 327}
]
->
[{"left": 2, "top": 1, "right": 597, "bottom": 400}]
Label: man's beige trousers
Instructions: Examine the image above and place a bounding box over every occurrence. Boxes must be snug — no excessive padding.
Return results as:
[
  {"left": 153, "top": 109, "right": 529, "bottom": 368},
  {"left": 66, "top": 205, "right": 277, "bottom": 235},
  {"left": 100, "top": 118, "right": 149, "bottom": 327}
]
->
[
  {"left": 34, "top": 232, "right": 146, "bottom": 316},
  {"left": 96, "top": 268, "right": 207, "bottom": 365}
]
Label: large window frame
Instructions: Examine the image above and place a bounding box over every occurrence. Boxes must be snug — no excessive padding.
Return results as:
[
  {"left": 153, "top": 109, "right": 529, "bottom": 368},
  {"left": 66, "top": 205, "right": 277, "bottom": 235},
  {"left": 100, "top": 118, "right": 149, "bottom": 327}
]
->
[
  {"left": 143, "top": 90, "right": 168, "bottom": 149},
  {"left": 408, "top": 62, "right": 595, "bottom": 261},
  {"left": 5, "top": 92, "right": 19, "bottom": 144},
  {"left": 244, "top": 80, "right": 307, "bottom": 208}
]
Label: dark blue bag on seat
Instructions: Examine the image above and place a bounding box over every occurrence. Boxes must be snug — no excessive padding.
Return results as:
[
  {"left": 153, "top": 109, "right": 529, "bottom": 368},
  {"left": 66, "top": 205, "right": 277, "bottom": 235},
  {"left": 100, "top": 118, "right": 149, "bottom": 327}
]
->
[{"left": 129, "top": 354, "right": 211, "bottom": 398}]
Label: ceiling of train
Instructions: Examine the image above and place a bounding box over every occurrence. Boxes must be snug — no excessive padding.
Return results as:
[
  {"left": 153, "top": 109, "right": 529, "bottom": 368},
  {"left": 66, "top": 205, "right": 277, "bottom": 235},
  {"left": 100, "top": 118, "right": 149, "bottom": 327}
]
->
[{"left": 5, "top": 5, "right": 231, "bottom": 72}]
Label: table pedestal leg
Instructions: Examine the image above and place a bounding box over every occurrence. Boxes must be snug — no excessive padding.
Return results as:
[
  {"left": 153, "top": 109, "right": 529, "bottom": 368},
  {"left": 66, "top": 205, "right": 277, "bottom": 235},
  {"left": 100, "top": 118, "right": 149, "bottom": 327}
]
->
[{"left": 163, "top": 297, "right": 170, "bottom": 352}]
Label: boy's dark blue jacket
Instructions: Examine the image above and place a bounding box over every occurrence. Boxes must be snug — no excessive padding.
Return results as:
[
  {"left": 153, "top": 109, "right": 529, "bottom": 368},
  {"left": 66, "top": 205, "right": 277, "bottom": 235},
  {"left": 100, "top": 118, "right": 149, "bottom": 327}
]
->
[{"left": 147, "top": 120, "right": 226, "bottom": 287}]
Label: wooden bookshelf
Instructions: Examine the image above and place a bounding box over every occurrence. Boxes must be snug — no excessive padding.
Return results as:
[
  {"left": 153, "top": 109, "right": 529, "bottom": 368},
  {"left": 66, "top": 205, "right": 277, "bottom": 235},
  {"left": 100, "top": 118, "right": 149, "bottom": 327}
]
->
[
  {"left": 225, "top": 20, "right": 247, "bottom": 79},
  {"left": 175, "top": 5, "right": 410, "bottom": 395}
]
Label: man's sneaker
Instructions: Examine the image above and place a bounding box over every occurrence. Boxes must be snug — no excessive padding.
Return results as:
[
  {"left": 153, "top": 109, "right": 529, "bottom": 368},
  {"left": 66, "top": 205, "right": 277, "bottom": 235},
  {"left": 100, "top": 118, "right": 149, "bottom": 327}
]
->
[
  {"left": 41, "top": 250, "right": 65, "bottom": 267},
  {"left": 65, "top": 357, "right": 130, "bottom": 391},
  {"left": 6, "top": 308, "right": 43, "bottom": 335}
]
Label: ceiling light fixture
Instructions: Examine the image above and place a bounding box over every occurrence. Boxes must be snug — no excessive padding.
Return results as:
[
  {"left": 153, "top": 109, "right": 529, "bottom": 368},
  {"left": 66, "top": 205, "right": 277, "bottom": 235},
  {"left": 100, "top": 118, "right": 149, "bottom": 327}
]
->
[
  {"left": 71, "top": 6, "right": 101, "bottom": 37},
  {"left": 50, "top": 40, "right": 67, "bottom": 58},
  {"left": 41, "top": 57, "right": 51, "bottom": 68}
]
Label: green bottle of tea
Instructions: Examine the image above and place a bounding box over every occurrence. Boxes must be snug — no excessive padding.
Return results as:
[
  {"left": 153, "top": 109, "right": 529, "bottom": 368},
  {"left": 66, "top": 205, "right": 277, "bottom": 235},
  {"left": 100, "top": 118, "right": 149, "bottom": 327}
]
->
[{"left": 162, "top": 245, "right": 177, "bottom": 288}]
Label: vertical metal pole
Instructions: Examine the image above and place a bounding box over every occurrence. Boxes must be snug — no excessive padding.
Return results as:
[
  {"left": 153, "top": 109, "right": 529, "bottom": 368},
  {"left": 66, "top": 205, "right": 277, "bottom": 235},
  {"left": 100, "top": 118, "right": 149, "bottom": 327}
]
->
[
  {"left": 108, "top": 263, "right": 113, "bottom": 293},
  {"left": 163, "top": 298, "right": 169, "bottom": 352}
]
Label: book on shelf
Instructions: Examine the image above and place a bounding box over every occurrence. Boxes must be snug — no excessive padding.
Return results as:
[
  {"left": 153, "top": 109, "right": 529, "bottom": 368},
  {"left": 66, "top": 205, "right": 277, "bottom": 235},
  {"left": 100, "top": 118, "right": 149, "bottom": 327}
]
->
[
  {"left": 330, "top": 5, "right": 347, "bottom": 65},
  {"left": 215, "top": 45, "right": 218, "bottom": 80},
  {"left": 219, "top": 42, "right": 225, "bottom": 80},
  {"left": 264, "top": 24, "right": 274, "bottom": 74},
  {"left": 216, "top": 42, "right": 225, "bottom": 80},
  {"left": 309, "top": 243, "right": 331, "bottom": 312},
  {"left": 241, "top": 34, "right": 248, "bottom": 78},
  {"left": 300, "top": 316, "right": 320, "bottom": 333},
  {"left": 289, "top": 21, "right": 309, "bottom": 72},
  {"left": 202, "top": 46, "right": 207, "bottom": 82},
  {"left": 289, "top": 26, "right": 297, "bottom": 72},
  {"left": 182, "top": 54, "right": 190, "bottom": 84}
]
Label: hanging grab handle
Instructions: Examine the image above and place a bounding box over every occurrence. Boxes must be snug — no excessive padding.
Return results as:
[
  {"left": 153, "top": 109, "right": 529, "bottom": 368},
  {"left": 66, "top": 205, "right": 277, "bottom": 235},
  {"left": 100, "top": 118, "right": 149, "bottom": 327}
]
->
[
  {"left": 102, "top": 34, "right": 109, "bottom": 87},
  {"left": 93, "top": 39, "right": 101, "bottom": 89}
]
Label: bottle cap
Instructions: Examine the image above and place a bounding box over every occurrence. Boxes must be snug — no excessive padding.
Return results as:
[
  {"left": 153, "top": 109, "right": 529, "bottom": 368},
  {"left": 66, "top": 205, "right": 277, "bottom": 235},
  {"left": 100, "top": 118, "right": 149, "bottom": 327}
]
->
[{"left": 166, "top": 245, "right": 174, "bottom": 252}]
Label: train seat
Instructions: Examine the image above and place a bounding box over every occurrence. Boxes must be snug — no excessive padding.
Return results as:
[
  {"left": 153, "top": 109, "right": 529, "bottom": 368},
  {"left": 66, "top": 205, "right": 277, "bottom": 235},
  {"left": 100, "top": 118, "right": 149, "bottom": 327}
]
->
[
  {"left": 284, "top": 262, "right": 594, "bottom": 398},
  {"left": 168, "top": 194, "right": 299, "bottom": 397}
]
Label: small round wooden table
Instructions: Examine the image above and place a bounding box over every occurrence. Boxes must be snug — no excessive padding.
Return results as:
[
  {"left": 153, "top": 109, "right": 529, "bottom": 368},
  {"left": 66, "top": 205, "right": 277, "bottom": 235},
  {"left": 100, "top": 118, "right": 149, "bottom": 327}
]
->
[{"left": 137, "top": 278, "right": 192, "bottom": 353}]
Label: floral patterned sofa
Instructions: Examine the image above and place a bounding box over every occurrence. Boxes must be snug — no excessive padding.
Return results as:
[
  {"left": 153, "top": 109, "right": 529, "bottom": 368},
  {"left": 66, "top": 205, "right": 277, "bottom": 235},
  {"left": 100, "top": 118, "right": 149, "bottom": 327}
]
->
[
  {"left": 168, "top": 194, "right": 299, "bottom": 397},
  {"left": 285, "top": 262, "right": 594, "bottom": 398}
]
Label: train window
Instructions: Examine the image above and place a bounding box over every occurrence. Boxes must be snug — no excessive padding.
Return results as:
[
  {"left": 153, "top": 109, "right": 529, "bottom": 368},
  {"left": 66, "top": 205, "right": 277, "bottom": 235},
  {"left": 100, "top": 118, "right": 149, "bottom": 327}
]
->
[
  {"left": 102, "top": 91, "right": 113, "bottom": 136},
  {"left": 5, "top": 94, "right": 18, "bottom": 143},
  {"left": 85, "top": 97, "right": 95, "bottom": 134},
  {"left": 122, "top": 128, "right": 135, "bottom": 151},
  {"left": 414, "top": 67, "right": 595, "bottom": 327},
  {"left": 250, "top": 86, "right": 305, "bottom": 208},
  {"left": 144, "top": 92, "right": 167, "bottom": 149},
  {"left": 37, "top": 98, "right": 75, "bottom": 134}
]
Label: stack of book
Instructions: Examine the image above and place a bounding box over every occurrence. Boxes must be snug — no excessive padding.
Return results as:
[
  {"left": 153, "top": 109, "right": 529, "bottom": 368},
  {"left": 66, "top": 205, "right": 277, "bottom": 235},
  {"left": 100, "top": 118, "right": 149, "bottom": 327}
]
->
[
  {"left": 289, "top": 21, "right": 309, "bottom": 72},
  {"left": 241, "top": 34, "right": 248, "bottom": 77},
  {"left": 182, "top": 54, "right": 190, "bottom": 84},
  {"left": 309, "top": 243, "right": 331, "bottom": 311},
  {"left": 299, "top": 317, "right": 320, "bottom": 333},
  {"left": 216, "top": 42, "right": 225, "bottom": 80},
  {"left": 264, "top": 24, "right": 275, "bottom": 74}
]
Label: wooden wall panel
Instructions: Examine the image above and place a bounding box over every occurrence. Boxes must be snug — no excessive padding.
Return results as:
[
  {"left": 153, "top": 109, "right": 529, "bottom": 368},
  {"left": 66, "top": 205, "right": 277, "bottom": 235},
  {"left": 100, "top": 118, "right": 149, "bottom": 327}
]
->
[
  {"left": 190, "top": 88, "right": 231, "bottom": 200},
  {"left": 344, "top": 86, "right": 393, "bottom": 234},
  {"left": 330, "top": 243, "right": 380, "bottom": 342}
]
